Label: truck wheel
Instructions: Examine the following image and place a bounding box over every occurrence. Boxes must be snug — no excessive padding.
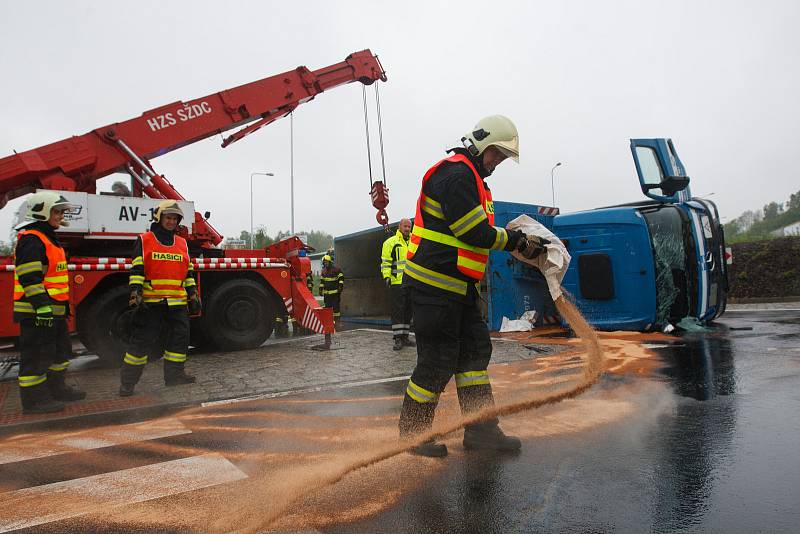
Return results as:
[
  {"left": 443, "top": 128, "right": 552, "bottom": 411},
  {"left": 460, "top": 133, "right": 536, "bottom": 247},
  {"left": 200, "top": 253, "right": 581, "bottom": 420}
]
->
[
  {"left": 204, "top": 279, "right": 275, "bottom": 351},
  {"left": 78, "top": 285, "right": 130, "bottom": 367}
]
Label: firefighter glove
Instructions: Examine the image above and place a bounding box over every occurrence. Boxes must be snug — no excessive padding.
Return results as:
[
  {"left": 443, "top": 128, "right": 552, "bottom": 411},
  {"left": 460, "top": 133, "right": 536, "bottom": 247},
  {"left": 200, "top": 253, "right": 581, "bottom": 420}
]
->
[
  {"left": 129, "top": 288, "right": 143, "bottom": 308},
  {"left": 187, "top": 294, "right": 202, "bottom": 317},
  {"left": 517, "top": 235, "right": 550, "bottom": 260}
]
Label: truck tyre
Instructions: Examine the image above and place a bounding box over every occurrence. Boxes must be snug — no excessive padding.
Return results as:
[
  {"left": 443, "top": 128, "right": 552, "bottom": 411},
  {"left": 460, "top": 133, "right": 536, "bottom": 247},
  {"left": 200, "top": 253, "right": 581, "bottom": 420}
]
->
[
  {"left": 77, "top": 285, "right": 130, "bottom": 367},
  {"left": 204, "top": 279, "right": 275, "bottom": 351}
]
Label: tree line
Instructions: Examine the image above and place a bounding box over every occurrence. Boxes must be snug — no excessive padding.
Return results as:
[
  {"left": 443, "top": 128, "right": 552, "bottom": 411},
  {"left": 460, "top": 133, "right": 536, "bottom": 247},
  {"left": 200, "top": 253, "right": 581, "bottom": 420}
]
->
[
  {"left": 233, "top": 228, "right": 333, "bottom": 252},
  {"left": 725, "top": 189, "right": 800, "bottom": 244}
]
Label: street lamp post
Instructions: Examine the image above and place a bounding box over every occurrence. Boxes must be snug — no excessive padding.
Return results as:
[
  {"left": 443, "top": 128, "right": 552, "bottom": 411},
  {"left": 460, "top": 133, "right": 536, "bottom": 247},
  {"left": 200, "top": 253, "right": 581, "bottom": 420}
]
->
[
  {"left": 250, "top": 171, "right": 274, "bottom": 248},
  {"left": 550, "top": 162, "right": 562, "bottom": 207}
]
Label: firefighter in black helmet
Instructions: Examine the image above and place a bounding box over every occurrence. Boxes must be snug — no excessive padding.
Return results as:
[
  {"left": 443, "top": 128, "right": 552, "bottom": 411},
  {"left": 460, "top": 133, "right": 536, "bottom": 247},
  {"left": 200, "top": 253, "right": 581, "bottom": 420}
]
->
[
  {"left": 399, "top": 115, "right": 549, "bottom": 457},
  {"left": 119, "top": 200, "right": 200, "bottom": 396}
]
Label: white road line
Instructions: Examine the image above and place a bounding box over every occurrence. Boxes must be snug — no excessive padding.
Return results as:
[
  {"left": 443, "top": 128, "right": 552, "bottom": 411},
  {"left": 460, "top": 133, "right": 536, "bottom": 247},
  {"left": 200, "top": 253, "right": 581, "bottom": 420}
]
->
[
  {"left": 0, "top": 419, "right": 191, "bottom": 465},
  {"left": 0, "top": 453, "right": 247, "bottom": 532},
  {"left": 202, "top": 375, "right": 411, "bottom": 407}
]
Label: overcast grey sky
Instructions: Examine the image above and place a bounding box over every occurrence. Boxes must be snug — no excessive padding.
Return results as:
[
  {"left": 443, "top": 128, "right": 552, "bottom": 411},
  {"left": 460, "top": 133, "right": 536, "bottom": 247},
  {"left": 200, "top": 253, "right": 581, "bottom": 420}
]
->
[{"left": 1, "top": 0, "right": 798, "bottom": 242}]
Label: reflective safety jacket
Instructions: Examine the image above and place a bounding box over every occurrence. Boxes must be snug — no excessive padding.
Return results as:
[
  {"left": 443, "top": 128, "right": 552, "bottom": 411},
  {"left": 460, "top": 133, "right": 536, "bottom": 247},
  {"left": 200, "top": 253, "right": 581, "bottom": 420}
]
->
[
  {"left": 320, "top": 265, "right": 344, "bottom": 296},
  {"left": 13, "top": 227, "right": 70, "bottom": 318},
  {"left": 405, "top": 152, "right": 515, "bottom": 298},
  {"left": 381, "top": 230, "right": 410, "bottom": 285},
  {"left": 129, "top": 230, "right": 195, "bottom": 306}
]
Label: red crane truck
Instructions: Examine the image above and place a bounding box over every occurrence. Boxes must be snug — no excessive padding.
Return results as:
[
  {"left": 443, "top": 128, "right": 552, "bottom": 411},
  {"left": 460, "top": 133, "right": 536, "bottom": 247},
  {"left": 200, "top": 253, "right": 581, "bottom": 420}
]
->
[{"left": 0, "top": 50, "right": 387, "bottom": 365}]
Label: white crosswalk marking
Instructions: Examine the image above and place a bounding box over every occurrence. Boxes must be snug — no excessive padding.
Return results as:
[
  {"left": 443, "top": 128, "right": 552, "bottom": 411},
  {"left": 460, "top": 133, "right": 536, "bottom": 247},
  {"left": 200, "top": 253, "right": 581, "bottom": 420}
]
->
[
  {"left": 0, "top": 418, "right": 191, "bottom": 465},
  {"left": 0, "top": 453, "right": 247, "bottom": 532}
]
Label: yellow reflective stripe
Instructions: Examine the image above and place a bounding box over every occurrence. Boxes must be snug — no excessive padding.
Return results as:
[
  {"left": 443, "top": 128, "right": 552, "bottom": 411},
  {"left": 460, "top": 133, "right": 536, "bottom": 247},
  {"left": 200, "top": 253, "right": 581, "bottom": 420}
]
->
[
  {"left": 13, "top": 283, "right": 23, "bottom": 292},
  {"left": 491, "top": 227, "right": 508, "bottom": 250},
  {"left": 44, "top": 275, "right": 69, "bottom": 283},
  {"left": 183, "top": 278, "right": 196, "bottom": 287},
  {"left": 131, "top": 256, "right": 144, "bottom": 266},
  {"left": 48, "top": 361, "right": 70, "bottom": 372},
  {"left": 129, "top": 275, "right": 145, "bottom": 284},
  {"left": 166, "top": 298, "right": 188, "bottom": 306},
  {"left": 124, "top": 353, "right": 148, "bottom": 365},
  {"left": 449, "top": 205, "right": 487, "bottom": 237},
  {"left": 47, "top": 287, "right": 70, "bottom": 296},
  {"left": 404, "top": 260, "right": 468, "bottom": 295},
  {"left": 455, "top": 370, "right": 490, "bottom": 388},
  {"left": 322, "top": 289, "right": 340, "bottom": 295},
  {"left": 13, "top": 302, "right": 35, "bottom": 313},
  {"left": 51, "top": 304, "right": 67, "bottom": 316},
  {"left": 148, "top": 279, "right": 184, "bottom": 286},
  {"left": 143, "top": 288, "right": 186, "bottom": 295},
  {"left": 406, "top": 380, "right": 438, "bottom": 403},
  {"left": 15, "top": 261, "right": 43, "bottom": 275},
  {"left": 457, "top": 255, "right": 487, "bottom": 274},
  {"left": 320, "top": 277, "right": 338, "bottom": 282},
  {"left": 23, "top": 284, "right": 47, "bottom": 297},
  {"left": 19, "top": 374, "right": 47, "bottom": 387},
  {"left": 163, "top": 350, "right": 187, "bottom": 362},
  {"left": 421, "top": 196, "right": 445, "bottom": 220},
  {"left": 412, "top": 226, "right": 489, "bottom": 255}
]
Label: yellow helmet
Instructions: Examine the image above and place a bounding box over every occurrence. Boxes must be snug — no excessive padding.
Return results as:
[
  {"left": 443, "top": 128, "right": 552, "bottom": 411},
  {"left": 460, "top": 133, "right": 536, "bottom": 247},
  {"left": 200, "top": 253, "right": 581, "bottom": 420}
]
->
[
  {"left": 16, "top": 191, "right": 75, "bottom": 229},
  {"left": 155, "top": 200, "right": 184, "bottom": 223},
  {"left": 461, "top": 115, "right": 519, "bottom": 163},
  {"left": 322, "top": 254, "right": 333, "bottom": 263}
]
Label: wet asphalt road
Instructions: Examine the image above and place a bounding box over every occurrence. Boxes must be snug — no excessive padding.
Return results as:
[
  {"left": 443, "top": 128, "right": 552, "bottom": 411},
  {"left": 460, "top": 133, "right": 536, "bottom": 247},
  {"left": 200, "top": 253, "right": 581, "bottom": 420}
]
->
[{"left": 1, "top": 309, "right": 798, "bottom": 533}]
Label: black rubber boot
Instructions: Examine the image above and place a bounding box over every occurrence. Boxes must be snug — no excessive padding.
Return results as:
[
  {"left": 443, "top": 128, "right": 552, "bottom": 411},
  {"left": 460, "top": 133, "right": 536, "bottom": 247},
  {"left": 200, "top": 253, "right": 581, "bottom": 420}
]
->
[
  {"left": 411, "top": 440, "right": 448, "bottom": 458},
  {"left": 402, "top": 335, "right": 416, "bottom": 348},
  {"left": 164, "top": 361, "right": 195, "bottom": 386},
  {"left": 21, "top": 384, "right": 65, "bottom": 414},
  {"left": 48, "top": 371, "right": 86, "bottom": 402},
  {"left": 463, "top": 424, "right": 522, "bottom": 452},
  {"left": 120, "top": 363, "right": 145, "bottom": 397},
  {"left": 393, "top": 337, "right": 404, "bottom": 351}
]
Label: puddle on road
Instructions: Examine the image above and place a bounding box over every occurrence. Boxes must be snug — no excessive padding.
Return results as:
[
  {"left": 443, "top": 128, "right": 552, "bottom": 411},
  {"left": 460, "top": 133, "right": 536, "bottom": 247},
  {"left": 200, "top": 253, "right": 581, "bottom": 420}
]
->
[{"left": 6, "top": 298, "right": 678, "bottom": 533}]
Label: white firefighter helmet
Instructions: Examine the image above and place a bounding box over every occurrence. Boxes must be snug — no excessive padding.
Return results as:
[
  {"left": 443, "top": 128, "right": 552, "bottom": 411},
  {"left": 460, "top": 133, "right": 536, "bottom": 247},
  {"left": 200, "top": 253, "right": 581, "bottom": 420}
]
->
[
  {"left": 155, "top": 200, "right": 184, "bottom": 223},
  {"left": 461, "top": 115, "right": 519, "bottom": 163},
  {"left": 15, "top": 191, "right": 75, "bottom": 230}
]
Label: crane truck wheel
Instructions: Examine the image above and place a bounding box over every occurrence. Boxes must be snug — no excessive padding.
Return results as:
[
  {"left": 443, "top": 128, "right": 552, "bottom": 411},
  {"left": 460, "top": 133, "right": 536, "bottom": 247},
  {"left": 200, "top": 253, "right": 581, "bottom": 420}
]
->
[
  {"left": 204, "top": 279, "right": 275, "bottom": 351},
  {"left": 77, "top": 285, "right": 131, "bottom": 368}
]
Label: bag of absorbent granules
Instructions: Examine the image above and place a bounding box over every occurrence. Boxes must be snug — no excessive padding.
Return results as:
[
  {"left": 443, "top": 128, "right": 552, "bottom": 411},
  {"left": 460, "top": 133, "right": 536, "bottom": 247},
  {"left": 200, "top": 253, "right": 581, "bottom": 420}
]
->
[{"left": 506, "top": 214, "right": 571, "bottom": 301}]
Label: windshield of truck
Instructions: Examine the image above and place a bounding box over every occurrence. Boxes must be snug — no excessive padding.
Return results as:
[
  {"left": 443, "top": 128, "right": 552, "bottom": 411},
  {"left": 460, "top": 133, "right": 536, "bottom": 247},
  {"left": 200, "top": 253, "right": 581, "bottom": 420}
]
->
[{"left": 641, "top": 206, "right": 692, "bottom": 326}]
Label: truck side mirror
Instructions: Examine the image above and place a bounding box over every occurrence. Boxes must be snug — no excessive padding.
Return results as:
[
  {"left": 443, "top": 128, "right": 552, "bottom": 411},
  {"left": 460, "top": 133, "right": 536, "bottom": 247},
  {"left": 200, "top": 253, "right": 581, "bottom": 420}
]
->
[
  {"left": 204, "top": 211, "right": 211, "bottom": 219},
  {"left": 644, "top": 176, "right": 690, "bottom": 196}
]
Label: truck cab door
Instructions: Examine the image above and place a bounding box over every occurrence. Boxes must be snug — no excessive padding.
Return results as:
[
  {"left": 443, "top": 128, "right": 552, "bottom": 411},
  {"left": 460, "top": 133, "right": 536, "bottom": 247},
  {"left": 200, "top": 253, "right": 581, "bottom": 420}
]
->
[{"left": 630, "top": 138, "right": 691, "bottom": 203}]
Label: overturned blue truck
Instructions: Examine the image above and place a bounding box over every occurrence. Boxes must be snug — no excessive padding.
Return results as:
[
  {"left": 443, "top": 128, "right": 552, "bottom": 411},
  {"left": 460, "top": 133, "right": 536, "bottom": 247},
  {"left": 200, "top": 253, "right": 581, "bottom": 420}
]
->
[{"left": 337, "top": 138, "right": 729, "bottom": 332}]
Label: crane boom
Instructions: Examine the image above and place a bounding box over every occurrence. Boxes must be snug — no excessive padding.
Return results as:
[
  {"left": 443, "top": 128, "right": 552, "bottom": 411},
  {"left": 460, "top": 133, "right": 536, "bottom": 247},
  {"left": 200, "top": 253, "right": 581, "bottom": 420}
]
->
[{"left": 0, "top": 50, "right": 387, "bottom": 234}]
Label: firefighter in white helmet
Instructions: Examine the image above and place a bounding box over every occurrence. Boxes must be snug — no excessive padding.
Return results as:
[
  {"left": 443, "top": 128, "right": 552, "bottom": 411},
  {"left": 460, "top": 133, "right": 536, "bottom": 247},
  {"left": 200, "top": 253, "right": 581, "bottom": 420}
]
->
[
  {"left": 12, "top": 191, "right": 86, "bottom": 413},
  {"left": 119, "top": 199, "right": 200, "bottom": 396},
  {"left": 398, "top": 115, "right": 549, "bottom": 457}
]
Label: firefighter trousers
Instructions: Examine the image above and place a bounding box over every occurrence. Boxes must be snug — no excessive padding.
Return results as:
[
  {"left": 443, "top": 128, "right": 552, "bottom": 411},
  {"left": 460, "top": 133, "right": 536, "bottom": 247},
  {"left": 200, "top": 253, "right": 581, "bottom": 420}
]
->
[
  {"left": 398, "top": 289, "right": 499, "bottom": 438},
  {"left": 121, "top": 301, "right": 190, "bottom": 386},
  {"left": 17, "top": 318, "right": 72, "bottom": 408},
  {"left": 390, "top": 285, "right": 413, "bottom": 340},
  {"left": 323, "top": 293, "right": 341, "bottom": 320}
]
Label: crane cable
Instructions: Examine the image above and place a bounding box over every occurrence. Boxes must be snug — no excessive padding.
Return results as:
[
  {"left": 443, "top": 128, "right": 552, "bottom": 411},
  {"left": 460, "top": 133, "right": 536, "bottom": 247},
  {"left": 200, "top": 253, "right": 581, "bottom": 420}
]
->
[
  {"left": 362, "top": 84, "right": 390, "bottom": 228},
  {"left": 362, "top": 86, "right": 374, "bottom": 187}
]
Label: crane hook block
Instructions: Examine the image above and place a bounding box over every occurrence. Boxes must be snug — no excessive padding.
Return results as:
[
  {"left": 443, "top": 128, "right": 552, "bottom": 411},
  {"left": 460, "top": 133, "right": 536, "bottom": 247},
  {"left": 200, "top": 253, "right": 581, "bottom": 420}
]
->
[
  {"left": 370, "top": 180, "right": 389, "bottom": 209},
  {"left": 376, "top": 208, "right": 389, "bottom": 226}
]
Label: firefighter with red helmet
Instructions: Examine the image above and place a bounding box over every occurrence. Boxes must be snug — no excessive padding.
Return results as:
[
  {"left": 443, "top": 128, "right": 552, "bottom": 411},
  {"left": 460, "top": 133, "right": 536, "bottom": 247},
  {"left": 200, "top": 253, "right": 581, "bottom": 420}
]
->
[
  {"left": 399, "top": 115, "right": 549, "bottom": 457},
  {"left": 119, "top": 200, "right": 200, "bottom": 396},
  {"left": 12, "top": 192, "right": 86, "bottom": 413}
]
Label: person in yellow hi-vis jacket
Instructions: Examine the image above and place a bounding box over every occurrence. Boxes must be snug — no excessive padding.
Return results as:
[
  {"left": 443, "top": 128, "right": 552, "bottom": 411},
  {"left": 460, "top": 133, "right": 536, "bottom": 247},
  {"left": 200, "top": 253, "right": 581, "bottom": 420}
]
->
[
  {"left": 381, "top": 218, "right": 414, "bottom": 351},
  {"left": 13, "top": 192, "right": 86, "bottom": 414},
  {"left": 119, "top": 200, "right": 200, "bottom": 397}
]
